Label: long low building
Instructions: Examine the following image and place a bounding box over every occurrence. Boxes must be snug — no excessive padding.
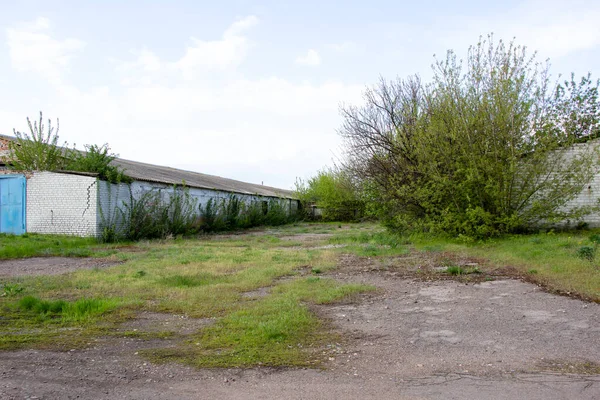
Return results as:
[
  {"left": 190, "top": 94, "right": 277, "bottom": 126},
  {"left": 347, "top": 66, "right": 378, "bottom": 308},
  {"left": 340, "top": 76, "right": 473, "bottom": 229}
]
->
[{"left": 0, "top": 134, "right": 298, "bottom": 236}]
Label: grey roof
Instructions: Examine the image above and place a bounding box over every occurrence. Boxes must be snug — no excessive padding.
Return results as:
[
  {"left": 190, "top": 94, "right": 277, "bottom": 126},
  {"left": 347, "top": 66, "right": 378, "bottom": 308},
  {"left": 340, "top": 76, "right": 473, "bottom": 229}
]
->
[
  {"left": 112, "top": 157, "right": 296, "bottom": 199},
  {"left": 0, "top": 134, "right": 296, "bottom": 199}
]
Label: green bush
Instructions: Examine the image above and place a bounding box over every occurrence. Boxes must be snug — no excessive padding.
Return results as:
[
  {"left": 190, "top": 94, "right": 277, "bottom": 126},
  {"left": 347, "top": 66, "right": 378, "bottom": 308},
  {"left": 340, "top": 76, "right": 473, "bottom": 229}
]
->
[
  {"left": 65, "top": 144, "right": 131, "bottom": 184},
  {"left": 576, "top": 246, "right": 596, "bottom": 261},
  {"left": 101, "top": 184, "right": 297, "bottom": 240},
  {"left": 119, "top": 185, "right": 199, "bottom": 240},
  {"left": 295, "top": 168, "right": 365, "bottom": 221},
  {"left": 589, "top": 234, "right": 600, "bottom": 245},
  {"left": 338, "top": 37, "right": 600, "bottom": 238},
  {"left": 199, "top": 196, "right": 297, "bottom": 232}
]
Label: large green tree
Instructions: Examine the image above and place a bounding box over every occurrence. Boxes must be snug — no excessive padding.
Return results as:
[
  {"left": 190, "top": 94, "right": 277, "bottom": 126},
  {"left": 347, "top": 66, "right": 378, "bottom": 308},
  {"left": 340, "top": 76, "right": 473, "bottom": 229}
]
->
[{"left": 340, "top": 36, "right": 600, "bottom": 237}]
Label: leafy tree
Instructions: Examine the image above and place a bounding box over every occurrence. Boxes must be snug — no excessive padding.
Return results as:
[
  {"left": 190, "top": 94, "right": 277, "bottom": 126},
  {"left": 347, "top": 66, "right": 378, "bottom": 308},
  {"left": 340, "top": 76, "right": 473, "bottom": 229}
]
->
[
  {"left": 340, "top": 36, "right": 600, "bottom": 237},
  {"left": 7, "top": 112, "right": 68, "bottom": 171},
  {"left": 295, "top": 168, "right": 364, "bottom": 221}
]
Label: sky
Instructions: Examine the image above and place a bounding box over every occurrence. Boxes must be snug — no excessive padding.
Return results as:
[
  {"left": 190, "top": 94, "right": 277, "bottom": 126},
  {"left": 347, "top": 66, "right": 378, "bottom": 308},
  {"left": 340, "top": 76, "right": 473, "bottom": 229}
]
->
[{"left": 1, "top": 0, "right": 599, "bottom": 190}]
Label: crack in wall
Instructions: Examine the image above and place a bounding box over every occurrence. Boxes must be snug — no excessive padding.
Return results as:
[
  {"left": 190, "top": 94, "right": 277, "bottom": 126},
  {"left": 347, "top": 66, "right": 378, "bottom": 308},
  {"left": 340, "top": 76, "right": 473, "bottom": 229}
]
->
[{"left": 82, "top": 180, "right": 97, "bottom": 218}]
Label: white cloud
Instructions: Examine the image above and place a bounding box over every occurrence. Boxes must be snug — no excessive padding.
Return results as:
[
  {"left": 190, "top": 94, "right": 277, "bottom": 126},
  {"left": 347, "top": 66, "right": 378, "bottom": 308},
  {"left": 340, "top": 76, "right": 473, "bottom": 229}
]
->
[
  {"left": 173, "top": 15, "right": 258, "bottom": 78},
  {"left": 295, "top": 49, "right": 321, "bottom": 66},
  {"left": 6, "top": 17, "right": 85, "bottom": 84},
  {"left": 1, "top": 16, "right": 363, "bottom": 188},
  {"left": 433, "top": 0, "right": 600, "bottom": 60},
  {"left": 510, "top": 1, "right": 600, "bottom": 58}
]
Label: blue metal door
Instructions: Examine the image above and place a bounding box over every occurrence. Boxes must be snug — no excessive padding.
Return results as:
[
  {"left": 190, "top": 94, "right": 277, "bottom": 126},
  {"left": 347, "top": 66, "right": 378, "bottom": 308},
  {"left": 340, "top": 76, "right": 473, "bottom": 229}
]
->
[{"left": 0, "top": 175, "right": 26, "bottom": 235}]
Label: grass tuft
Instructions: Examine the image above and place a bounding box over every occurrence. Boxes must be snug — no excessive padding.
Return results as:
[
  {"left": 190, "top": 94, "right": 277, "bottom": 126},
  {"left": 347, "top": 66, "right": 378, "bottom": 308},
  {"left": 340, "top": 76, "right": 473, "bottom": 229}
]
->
[
  {"left": 446, "top": 266, "right": 463, "bottom": 276},
  {"left": 159, "top": 273, "right": 229, "bottom": 288}
]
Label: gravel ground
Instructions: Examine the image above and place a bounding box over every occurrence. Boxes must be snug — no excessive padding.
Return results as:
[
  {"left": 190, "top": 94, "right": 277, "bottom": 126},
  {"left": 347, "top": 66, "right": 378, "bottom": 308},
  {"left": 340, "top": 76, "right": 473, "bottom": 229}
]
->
[{"left": 0, "top": 253, "right": 599, "bottom": 399}]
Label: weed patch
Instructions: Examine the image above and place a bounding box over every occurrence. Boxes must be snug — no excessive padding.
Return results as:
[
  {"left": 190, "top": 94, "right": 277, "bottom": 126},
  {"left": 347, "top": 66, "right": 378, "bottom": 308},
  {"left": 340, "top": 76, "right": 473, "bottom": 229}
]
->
[
  {"left": 16, "top": 296, "right": 119, "bottom": 323},
  {"left": 145, "top": 277, "right": 372, "bottom": 368},
  {"left": 159, "top": 273, "right": 229, "bottom": 288}
]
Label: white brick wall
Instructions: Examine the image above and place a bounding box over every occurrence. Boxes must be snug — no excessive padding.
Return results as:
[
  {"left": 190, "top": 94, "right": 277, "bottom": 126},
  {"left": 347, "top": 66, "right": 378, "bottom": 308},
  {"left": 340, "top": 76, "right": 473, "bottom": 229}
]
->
[
  {"left": 25, "top": 173, "right": 298, "bottom": 237},
  {"left": 26, "top": 171, "right": 99, "bottom": 236},
  {"left": 555, "top": 140, "right": 600, "bottom": 227}
]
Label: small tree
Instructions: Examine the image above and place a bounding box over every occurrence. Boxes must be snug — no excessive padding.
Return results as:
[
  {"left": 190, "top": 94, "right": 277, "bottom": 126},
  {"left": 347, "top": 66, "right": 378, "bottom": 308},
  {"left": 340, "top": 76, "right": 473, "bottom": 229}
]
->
[
  {"left": 7, "top": 111, "right": 67, "bottom": 171},
  {"left": 7, "top": 112, "right": 131, "bottom": 183},
  {"left": 295, "top": 168, "right": 364, "bottom": 221},
  {"left": 65, "top": 144, "right": 131, "bottom": 183}
]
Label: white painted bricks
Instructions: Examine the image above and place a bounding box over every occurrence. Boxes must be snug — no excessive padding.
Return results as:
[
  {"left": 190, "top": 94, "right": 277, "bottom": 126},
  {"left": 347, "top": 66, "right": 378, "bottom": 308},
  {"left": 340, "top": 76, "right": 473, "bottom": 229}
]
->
[{"left": 26, "top": 171, "right": 99, "bottom": 236}]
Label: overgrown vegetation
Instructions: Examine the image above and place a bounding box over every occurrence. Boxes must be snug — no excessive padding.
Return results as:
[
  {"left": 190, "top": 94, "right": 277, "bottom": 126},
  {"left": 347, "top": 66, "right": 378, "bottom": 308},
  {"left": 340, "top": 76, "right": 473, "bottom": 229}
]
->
[
  {"left": 295, "top": 168, "right": 365, "bottom": 221},
  {"left": 406, "top": 227, "right": 600, "bottom": 300},
  {"left": 6, "top": 112, "right": 67, "bottom": 171},
  {"left": 0, "top": 223, "right": 373, "bottom": 366},
  {"left": 0, "top": 233, "right": 119, "bottom": 259},
  {"left": 337, "top": 36, "right": 600, "bottom": 238},
  {"left": 118, "top": 185, "right": 200, "bottom": 241},
  {"left": 5, "top": 112, "right": 129, "bottom": 183},
  {"left": 99, "top": 186, "right": 299, "bottom": 242},
  {"left": 0, "top": 222, "right": 598, "bottom": 368},
  {"left": 64, "top": 144, "right": 130, "bottom": 184}
]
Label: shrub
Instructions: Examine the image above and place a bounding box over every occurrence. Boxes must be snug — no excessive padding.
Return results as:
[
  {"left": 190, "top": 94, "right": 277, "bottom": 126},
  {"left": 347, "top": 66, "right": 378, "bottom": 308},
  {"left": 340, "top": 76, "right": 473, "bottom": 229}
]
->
[
  {"left": 295, "top": 168, "right": 365, "bottom": 221},
  {"left": 199, "top": 198, "right": 226, "bottom": 232},
  {"left": 576, "top": 246, "right": 596, "bottom": 261},
  {"left": 118, "top": 185, "right": 199, "bottom": 240},
  {"left": 65, "top": 144, "right": 131, "bottom": 184},
  {"left": 264, "top": 199, "right": 289, "bottom": 226},
  {"left": 338, "top": 36, "right": 600, "bottom": 238},
  {"left": 223, "top": 195, "right": 242, "bottom": 230},
  {"left": 101, "top": 184, "right": 297, "bottom": 240},
  {"left": 589, "top": 234, "right": 600, "bottom": 245}
]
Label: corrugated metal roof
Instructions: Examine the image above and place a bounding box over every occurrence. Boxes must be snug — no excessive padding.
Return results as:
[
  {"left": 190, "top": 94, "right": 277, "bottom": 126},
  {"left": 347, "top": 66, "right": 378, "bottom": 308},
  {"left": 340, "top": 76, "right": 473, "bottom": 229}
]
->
[
  {"left": 0, "top": 134, "right": 296, "bottom": 199},
  {"left": 112, "top": 157, "right": 296, "bottom": 199}
]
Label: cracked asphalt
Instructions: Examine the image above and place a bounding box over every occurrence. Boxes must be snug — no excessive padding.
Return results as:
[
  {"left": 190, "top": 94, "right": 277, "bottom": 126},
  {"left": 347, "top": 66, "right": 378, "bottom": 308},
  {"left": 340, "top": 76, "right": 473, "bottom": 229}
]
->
[{"left": 1, "top": 254, "right": 599, "bottom": 399}]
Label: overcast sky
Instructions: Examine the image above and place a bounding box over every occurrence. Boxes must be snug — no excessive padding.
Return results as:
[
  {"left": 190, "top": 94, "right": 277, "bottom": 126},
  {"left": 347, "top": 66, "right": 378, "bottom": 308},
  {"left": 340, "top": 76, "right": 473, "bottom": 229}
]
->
[{"left": 1, "top": 0, "right": 599, "bottom": 189}]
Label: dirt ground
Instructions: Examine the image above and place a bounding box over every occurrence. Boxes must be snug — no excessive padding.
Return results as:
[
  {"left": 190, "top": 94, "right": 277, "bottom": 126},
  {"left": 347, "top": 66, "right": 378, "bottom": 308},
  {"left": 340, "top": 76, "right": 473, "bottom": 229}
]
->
[
  {"left": 0, "top": 257, "right": 120, "bottom": 277},
  {"left": 1, "top": 252, "right": 599, "bottom": 399}
]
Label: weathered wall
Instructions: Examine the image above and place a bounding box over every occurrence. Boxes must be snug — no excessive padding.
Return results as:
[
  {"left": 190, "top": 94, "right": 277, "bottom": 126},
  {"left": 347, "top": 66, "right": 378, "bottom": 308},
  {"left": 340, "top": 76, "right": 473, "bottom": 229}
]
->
[
  {"left": 97, "top": 181, "right": 132, "bottom": 235},
  {"left": 0, "top": 138, "right": 12, "bottom": 171},
  {"left": 24, "top": 171, "right": 298, "bottom": 237},
  {"left": 0, "top": 137, "right": 10, "bottom": 161},
  {"left": 124, "top": 180, "right": 296, "bottom": 213},
  {"left": 26, "top": 171, "right": 99, "bottom": 236},
  {"left": 557, "top": 140, "right": 600, "bottom": 227},
  {"left": 95, "top": 180, "right": 299, "bottom": 236}
]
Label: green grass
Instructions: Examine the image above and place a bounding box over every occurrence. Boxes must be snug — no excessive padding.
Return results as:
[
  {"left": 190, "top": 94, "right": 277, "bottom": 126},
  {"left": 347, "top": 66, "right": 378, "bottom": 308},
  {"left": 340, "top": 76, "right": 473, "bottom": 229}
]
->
[
  {"left": 328, "top": 228, "right": 410, "bottom": 257},
  {"left": 0, "top": 233, "right": 125, "bottom": 259},
  {"left": 0, "top": 223, "right": 373, "bottom": 366},
  {"left": 145, "top": 277, "right": 371, "bottom": 368},
  {"left": 16, "top": 296, "right": 119, "bottom": 323},
  {"left": 410, "top": 230, "right": 600, "bottom": 301},
  {"left": 2, "top": 221, "right": 597, "bottom": 368}
]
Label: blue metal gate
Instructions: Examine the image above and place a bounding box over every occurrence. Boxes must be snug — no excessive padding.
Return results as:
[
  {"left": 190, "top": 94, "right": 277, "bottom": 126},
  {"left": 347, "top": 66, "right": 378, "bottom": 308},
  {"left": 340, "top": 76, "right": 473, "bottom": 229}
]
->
[{"left": 0, "top": 175, "right": 26, "bottom": 235}]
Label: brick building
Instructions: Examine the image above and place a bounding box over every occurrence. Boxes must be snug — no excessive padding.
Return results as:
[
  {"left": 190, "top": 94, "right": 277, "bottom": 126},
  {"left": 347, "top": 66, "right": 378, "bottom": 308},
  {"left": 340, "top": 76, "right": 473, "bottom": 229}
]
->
[{"left": 0, "top": 134, "right": 297, "bottom": 236}]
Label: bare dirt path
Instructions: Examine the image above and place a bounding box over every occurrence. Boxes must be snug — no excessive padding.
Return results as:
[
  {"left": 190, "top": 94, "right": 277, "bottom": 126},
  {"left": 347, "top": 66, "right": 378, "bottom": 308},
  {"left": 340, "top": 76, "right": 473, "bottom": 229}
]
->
[
  {"left": 1, "top": 254, "right": 599, "bottom": 399},
  {"left": 0, "top": 257, "right": 121, "bottom": 277}
]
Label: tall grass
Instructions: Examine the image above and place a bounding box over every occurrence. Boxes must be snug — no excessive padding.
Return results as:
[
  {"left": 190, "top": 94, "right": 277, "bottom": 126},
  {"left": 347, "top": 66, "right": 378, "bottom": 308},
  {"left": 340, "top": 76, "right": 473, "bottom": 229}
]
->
[{"left": 17, "top": 296, "right": 119, "bottom": 323}]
